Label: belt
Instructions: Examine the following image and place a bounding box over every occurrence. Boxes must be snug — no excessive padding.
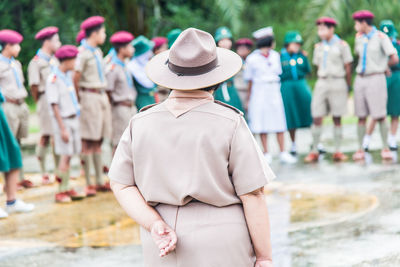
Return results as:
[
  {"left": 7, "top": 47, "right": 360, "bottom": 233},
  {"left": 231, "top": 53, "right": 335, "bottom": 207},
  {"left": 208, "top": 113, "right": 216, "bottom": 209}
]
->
[
  {"left": 81, "top": 88, "right": 103, "bottom": 94},
  {"left": 358, "top": 72, "right": 384, "bottom": 77},
  {"left": 112, "top": 100, "right": 133, "bottom": 107},
  {"left": 62, "top": 114, "right": 77, "bottom": 119},
  {"left": 318, "top": 76, "right": 345, "bottom": 79},
  {"left": 5, "top": 97, "right": 24, "bottom": 105}
]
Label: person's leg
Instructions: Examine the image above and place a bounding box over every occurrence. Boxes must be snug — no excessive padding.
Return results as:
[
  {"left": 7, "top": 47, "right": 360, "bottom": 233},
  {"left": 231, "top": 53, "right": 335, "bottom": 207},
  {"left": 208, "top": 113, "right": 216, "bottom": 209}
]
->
[
  {"left": 36, "top": 135, "right": 50, "bottom": 181},
  {"left": 277, "top": 132, "right": 285, "bottom": 152},
  {"left": 260, "top": 133, "right": 268, "bottom": 154},
  {"left": 357, "top": 117, "right": 367, "bottom": 150},
  {"left": 311, "top": 117, "right": 323, "bottom": 152},
  {"left": 4, "top": 169, "right": 35, "bottom": 213},
  {"left": 377, "top": 117, "right": 389, "bottom": 149},
  {"left": 333, "top": 117, "right": 342, "bottom": 152},
  {"left": 92, "top": 140, "right": 105, "bottom": 187},
  {"left": 388, "top": 116, "right": 399, "bottom": 149},
  {"left": 58, "top": 155, "right": 71, "bottom": 192},
  {"left": 81, "top": 139, "right": 92, "bottom": 186},
  {"left": 289, "top": 129, "right": 296, "bottom": 155}
]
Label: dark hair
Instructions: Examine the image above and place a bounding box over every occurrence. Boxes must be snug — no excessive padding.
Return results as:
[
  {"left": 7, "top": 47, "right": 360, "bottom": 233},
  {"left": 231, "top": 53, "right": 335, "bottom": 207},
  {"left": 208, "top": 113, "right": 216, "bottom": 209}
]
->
[
  {"left": 236, "top": 44, "right": 252, "bottom": 50},
  {"left": 257, "top": 36, "right": 274, "bottom": 48},
  {"left": 356, "top": 18, "right": 373, "bottom": 26},
  {"left": 40, "top": 33, "right": 57, "bottom": 46},
  {"left": 200, "top": 83, "right": 221, "bottom": 92},
  {"left": 317, "top": 22, "right": 336, "bottom": 28},
  {"left": 59, "top": 57, "right": 76, "bottom": 63},
  {"left": 113, "top": 42, "right": 130, "bottom": 53},
  {"left": 85, "top": 23, "right": 104, "bottom": 38}
]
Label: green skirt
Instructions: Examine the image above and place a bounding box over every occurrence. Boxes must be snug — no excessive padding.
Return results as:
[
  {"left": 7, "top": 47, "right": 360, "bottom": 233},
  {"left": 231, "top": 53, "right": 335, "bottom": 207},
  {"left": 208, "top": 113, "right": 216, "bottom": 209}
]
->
[
  {"left": 281, "top": 79, "right": 312, "bottom": 130},
  {"left": 136, "top": 92, "right": 156, "bottom": 111},
  {"left": 387, "top": 70, "right": 400, "bottom": 116},
  {"left": 214, "top": 83, "right": 244, "bottom": 113},
  {"left": 0, "top": 106, "right": 22, "bottom": 172}
]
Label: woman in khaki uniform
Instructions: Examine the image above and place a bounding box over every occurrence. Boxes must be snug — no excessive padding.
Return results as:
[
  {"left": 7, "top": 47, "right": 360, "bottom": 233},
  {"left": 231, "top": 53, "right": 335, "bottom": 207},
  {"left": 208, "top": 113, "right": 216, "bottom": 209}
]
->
[{"left": 109, "top": 28, "right": 274, "bottom": 267}]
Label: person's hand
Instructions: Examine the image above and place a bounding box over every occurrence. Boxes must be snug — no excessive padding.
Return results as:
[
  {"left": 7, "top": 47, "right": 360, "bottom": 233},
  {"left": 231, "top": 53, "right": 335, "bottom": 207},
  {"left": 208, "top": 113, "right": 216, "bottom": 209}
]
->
[
  {"left": 61, "top": 128, "right": 69, "bottom": 143},
  {"left": 255, "top": 259, "right": 273, "bottom": 267},
  {"left": 385, "top": 68, "right": 392, "bottom": 77},
  {"left": 150, "top": 219, "right": 177, "bottom": 257}
]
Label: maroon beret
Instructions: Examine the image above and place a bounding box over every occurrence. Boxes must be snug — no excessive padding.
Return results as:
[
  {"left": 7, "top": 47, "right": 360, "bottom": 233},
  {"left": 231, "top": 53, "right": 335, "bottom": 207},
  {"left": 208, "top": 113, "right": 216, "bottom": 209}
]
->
[
  {"left": 151, "top": 36, "right": 167, "bottom": 48},
  {"left": 76, "top": 30, "right": 86, "bottom": 44},
  {"left": 316, "top": 17, "right": 337, "bottom": 26},
  {"left": 35, "top": 26, "right": 58, "bottom": 40},
  {"left": 352, "top": 10, "right": 374, "bottom": 20},
  {"left": 0, "top": 29, "right": 23, "bottom": 44},
  {"left": 55, "top": 45, "right": 79, "bottom": 60},
  {"left": 80, "top": 16, "right": 105, "bottom": 30},
  {"left": 235, "top": 38, "right": 253, "bottom": 47},
  {"left": 110, "top": 31, "right": 134, "bottom": 44}
]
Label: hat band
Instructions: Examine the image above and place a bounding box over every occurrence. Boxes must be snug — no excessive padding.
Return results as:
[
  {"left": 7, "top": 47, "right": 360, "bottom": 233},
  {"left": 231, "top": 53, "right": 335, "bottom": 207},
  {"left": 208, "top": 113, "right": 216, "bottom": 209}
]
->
[{"left": 166, "top": 57, "right": 218, "bottom": 76}]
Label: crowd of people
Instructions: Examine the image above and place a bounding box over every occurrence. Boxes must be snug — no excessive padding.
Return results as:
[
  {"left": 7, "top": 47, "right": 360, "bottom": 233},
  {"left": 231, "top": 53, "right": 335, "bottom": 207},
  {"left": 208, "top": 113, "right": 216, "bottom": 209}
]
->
[{"left": 0, "top": 9, "right": 399, "bottom": 218}]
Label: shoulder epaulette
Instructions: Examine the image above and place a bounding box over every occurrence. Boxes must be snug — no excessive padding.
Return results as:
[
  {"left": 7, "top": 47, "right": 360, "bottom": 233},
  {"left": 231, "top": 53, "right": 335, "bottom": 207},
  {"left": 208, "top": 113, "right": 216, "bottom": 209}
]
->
[
  {"left": 356, "top": 32, "right": 363, "bottom": 38},
  {"left": 378, "top": 31, "right": 386, "bottom": 38},
  {"left": 33, "top": 55, "right": 39, "bottom": 60},
  {"left": 51, "top": 74, "right": 57, "bottom": 83},
  {"left": 214, "top": 100, "right": 243, "bottom": 116},
  {"left": 139, "top": 103, "right": 159, "bottom": 112}
]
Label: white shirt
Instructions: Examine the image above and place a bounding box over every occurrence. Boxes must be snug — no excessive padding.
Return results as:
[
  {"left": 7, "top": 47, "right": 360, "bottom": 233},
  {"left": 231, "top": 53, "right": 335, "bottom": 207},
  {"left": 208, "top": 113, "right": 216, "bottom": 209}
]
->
[{"left": 243, "top": 49, "right": 282, "bottom": 84}]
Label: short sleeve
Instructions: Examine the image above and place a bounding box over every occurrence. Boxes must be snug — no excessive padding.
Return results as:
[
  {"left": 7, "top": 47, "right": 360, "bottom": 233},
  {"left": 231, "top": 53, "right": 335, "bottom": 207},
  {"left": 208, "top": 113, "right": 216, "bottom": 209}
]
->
[
  {"left": 46, "top": 79, "right": 60, "bottom": 105},
  {"left": 105, "top": 67, "right": 117, "bottom": 92},
  {"left": 341, "top": 42, "right": 353, "bottom": 64},
  {"left": 228, "top": 116, "right": 276, "bottom": 196},
  {"left": 312, "top": 45, "right": 319, "bottom": 66},
  {"left": 108, "top": 120, "right": 135, "bottom": 185},
  {"left": 243, "top": 58, "right": 253, "bottom": 81},
  {"left": 28, "top": 60, "right": 40, "bottom": 86},
  {"left": 74, "top": 51, "right": 86, "bottom": 72},
  {"left": 381, "top": 34, "right": 397, "bottom": 56}
]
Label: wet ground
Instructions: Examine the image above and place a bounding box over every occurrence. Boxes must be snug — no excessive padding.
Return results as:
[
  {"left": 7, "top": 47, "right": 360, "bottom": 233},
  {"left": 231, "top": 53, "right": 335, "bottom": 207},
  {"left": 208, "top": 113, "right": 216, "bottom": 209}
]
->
[{"left": 0, "top": 123, "right": 400, "bottom": 267}]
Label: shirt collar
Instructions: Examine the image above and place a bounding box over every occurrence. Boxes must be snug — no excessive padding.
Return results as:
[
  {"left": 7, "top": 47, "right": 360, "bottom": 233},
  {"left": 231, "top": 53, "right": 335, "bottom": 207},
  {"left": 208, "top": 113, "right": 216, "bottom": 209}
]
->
[{"left": 165, "top": 90, "right": 214, "bottom": 118}]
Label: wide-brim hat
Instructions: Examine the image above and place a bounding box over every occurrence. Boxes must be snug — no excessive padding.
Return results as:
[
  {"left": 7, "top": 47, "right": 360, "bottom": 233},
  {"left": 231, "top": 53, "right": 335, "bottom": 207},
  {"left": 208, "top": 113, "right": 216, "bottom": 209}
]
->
[{"left": 146, "top": 28, "right": 242, "bottom": 91}]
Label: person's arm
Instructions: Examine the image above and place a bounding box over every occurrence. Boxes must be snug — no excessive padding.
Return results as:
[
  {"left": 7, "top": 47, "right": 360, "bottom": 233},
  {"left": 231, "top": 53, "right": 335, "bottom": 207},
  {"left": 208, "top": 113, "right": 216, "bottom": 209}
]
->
[
  {"left": 240, "top": 187, "right": 273, "bottom": 267},
  {"left": 388, "top": 53, "right": 399, "bottom": 67},
  {"left": 73, "top": 71, "right": 81, "bottom": 98},
  {"left": 30, "top": 84, "right": 39, "bottom": 102},
  {"left": 110, "top": 181, "right": 177, "bottom": 257},
  {"left": 345, "top": 62, "right": 352, "bottom": 90},
  {"left": 51, "top": 104, "right": 69, "bottom": 143},
  {"left": 246, "top": 80, "right": 252, "bottom": 111}
]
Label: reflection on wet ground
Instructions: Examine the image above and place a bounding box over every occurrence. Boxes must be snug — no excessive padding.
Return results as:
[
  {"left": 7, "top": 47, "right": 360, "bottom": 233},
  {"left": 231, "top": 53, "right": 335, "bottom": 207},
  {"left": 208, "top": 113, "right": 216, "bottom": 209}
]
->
[{"left": 1, "top": 138, "right": 400, "bottom": 266}]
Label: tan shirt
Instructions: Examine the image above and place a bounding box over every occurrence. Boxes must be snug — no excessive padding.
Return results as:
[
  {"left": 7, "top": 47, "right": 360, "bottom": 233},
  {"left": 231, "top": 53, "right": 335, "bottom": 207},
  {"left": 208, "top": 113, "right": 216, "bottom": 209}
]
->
[
  {"left": 46, "top": 70, "right": 80, "bottom": 118},
  {"left": 108, "top": 90, "right": 275, "bottom": 207},
  {"left": 354, "top": 29, "right": 396, "bottom": 74},
  {"left": 0, "top": 57, "right": 27, "bottom": 100},
  {"left": 28, "top": 52, "right": 58, "bottom": 93},
  {"left": 75, "top": 46, "right": 107, "bottom": 89},
  {"left": 105, "top": 61, "right": 137, "bottom": 102},
  {"left": 313, "top": 37, "right": 353, "bottom": 78}
]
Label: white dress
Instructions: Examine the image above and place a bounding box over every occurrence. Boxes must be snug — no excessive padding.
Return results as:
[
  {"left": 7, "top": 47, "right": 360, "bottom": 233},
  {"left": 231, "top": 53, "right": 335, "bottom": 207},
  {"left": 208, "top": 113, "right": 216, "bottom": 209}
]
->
[{"left": 244, "top": 49, "right": 287, "bottom": 134}]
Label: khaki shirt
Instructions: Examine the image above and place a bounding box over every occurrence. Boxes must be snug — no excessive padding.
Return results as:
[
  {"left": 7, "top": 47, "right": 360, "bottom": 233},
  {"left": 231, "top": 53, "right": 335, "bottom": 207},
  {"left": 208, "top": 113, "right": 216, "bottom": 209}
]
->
[
  {"left": 28, "top": 53, "right": 58, "bottom": 93},
  {"left": 75, "top": 46, "right": 107, "bottom": 89},
  {"left": 46, "top": 70, "right": 80, "bottom": 118},
  {"left": 108, "top": 90, "right": 275, "bottom": 207},
  {"left": 313, "top": 37, "right": 353, "bottom": 78},
  {"left": 0, "top": 58, "right": 27, "bottom": 100},
  {"left": 354, "top": 29, "right": 396, "bottom": 74},
  {"left": 105, "top": 62, "right": 137, "bottom": 102}
]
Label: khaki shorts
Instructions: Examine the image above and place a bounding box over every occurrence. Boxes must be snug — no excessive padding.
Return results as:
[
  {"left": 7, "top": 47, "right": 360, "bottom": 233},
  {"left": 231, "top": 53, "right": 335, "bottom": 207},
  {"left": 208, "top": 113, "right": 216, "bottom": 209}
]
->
[
  {"left": 312, "top": 78, "right": 348, "bottom": 118},
  {"left": 3, "top": 101, "right": 29, "bottom": 139},
  {"left": 111, "top": 105, "right": 136, "bottom": 146},
  {"left": 37, "top": 94, "right": 53, "bottom": 135},
  {"left": 354, "top": 74, "right": 387, "bottom": 119},
  {"left": 52, "top": 116, "right": 81, "bottom": 156},
  {"left": 79, "top": 91, "right": 111, "bottom": 141}
]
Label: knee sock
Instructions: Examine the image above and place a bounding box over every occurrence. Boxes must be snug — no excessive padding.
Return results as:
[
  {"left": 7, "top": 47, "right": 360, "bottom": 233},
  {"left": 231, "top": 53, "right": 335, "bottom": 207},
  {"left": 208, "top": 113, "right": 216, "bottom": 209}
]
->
[
  {"left": 57, "top": 170, "right": 70, "bottom": 192},
  {"left": 80, "top": 154, "right": 92, "bottom": 186},
  {"left": 311, "top": 125, "right": 322, "bottom": 152},
  {"left": 379, "top": 121, "right": 389, "bottom": 148},
  {"left": 357, "top": 124, "right": 366, "bottom": 150},
  {"left": 333, "top": 126, "right": 342, "bottom": 152},
  {"left": 93, "top": 153, "right": 104, "bottom": 186},
  {"left": 52, "top": 145, "right": 60, "bottom": 172},
  {"left": 36, "top": 145, "right": 47, "bottom": 176}
]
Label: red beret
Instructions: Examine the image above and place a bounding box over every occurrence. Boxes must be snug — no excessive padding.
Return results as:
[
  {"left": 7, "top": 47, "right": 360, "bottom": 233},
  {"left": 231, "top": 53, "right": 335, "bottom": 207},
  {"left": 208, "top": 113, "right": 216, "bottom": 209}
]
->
[
  {"left": 35, "top": 26, "right": 58, "bottom": 40},
  {"left": 55, "top": 45, "right": 79, "bottom": 60},
  {"left": 151, "top": 37, "right": 167, "bottom": 48},
  {"left": 316, "top": 17, "right": 337, "bottom": 26},
  {"left": 110, "top": 31, "right": 134, "bottom": 44},
  {"left": 80, "top": 16, "right": 105, "bottom": 30},
  {"left": 235, "top": 38, "right": 253, "bottom": 47},
  {"left": 0, "top": 29, "right": 23, "bottom": 44},
  {"left": 352, "top": 10, "right": 374, "bottom": 20},
  {"left": 76, "top": 30, "right": 85, "bottom": 44}
]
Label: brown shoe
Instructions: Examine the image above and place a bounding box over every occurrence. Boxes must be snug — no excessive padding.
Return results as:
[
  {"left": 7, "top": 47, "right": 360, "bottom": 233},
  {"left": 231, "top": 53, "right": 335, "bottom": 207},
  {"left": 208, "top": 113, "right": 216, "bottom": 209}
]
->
[
  {"left": 55, "top": 192, "right": 72, "bottom": 203},
  {"left": 96, "top": 182, "right": 111, "bottom": 192},
  {"left": 304, "top": 152, "right": 319, "bottom": 163},
  {"left": 333, "top": 152, "right": 348, "bottom": 162},
  {"left": 352, "top": 150, "right": 365, "bottom": 161},
  {"left": 18, "top": 179, "right": 34, "bottom": 189},
  {"left": 381, "top": 148, "right": 393, "bottom": 161},
  {"left": 85, "top": 185, "right": 97, "bottom": 197},
  {"left": 65, "top": 189, "right": 86, "bottom": 200}
]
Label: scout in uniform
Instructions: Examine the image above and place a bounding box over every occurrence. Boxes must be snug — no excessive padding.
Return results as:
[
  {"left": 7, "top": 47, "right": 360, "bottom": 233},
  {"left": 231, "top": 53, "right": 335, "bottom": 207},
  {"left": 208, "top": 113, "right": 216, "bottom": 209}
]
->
[
  {"left": 0, "top": 90, "right": 35, "bottom": 218},
  {"left": 127, "top": 35, "right": 159, "bottom": 111},
  {"left": 28, "top": 26, "right": 61, "bottom": 184},
  {"left": 280, "top": 31, "right": 312, "bottom": 156},
  {"left": 109, "top": 28, "right": 275, "bottom": 267},
  {"left": 352, "top": 10, "right": 399, "bottom": 161},
  {"left": 244, "top": 27, "right": 297, "bottom": 164},
  {"left": 234, "top": 38, "right": 253, "bottom": 107},
  {"left": 106, "top": 31, "right": 137, "bottom": 154},
  {"left": 166, "top": 28, "right": 182, "bottom": 48},
  {"left": 305, "top": 17, "right": 353, "bottom": 163},
  {"left": 213, "top": 27, "right": 244, "bottom": 113},
  {"left": 380, "top": 20, "right": 400, "bottom": 151},
  {"left": 47, "top": 45, "right": 86, "bottom": 203},
  {"left": 152, "top": 36, "right": 170, "bottom": 102},
  {"left": 0, "top": 30, "right": 33, "bottom": 188},
  {"left": 73, "top": 16, "right": 111, "bottom": 195}
]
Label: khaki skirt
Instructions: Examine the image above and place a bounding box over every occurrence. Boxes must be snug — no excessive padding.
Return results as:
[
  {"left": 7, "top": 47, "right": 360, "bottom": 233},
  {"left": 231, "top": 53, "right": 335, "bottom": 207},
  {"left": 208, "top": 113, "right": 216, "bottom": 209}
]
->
[{"left": 140, "top": 201, "right": 256, "bottom": 267}]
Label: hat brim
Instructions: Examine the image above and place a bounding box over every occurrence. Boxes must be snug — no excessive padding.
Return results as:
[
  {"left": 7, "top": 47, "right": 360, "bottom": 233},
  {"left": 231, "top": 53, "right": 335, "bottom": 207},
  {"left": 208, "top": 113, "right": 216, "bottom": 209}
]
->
[{"left": 145, "top": 47, "right": 242, "bottom": 90}]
